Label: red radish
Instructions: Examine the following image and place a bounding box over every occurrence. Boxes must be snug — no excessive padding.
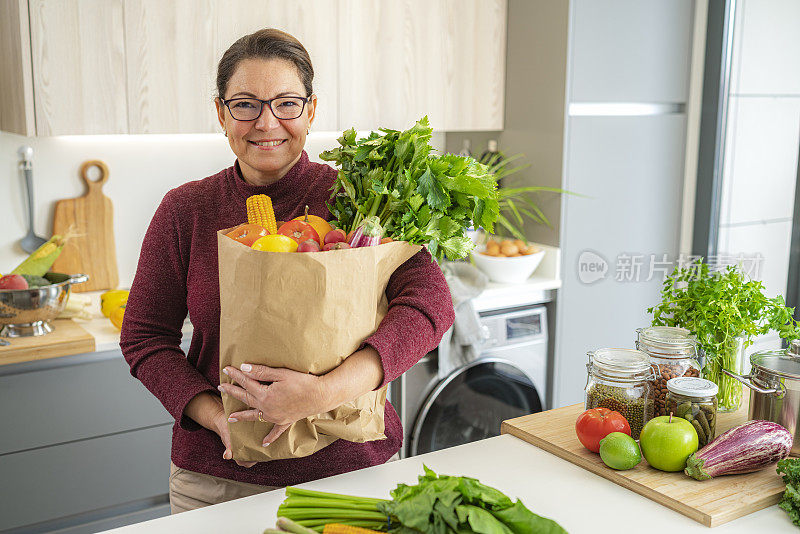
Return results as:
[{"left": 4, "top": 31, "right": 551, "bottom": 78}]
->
[
  {"left": 684, "top": 420, "right": 792, "bottom": 480},
  {"left": 297, "top": 239, "right": 321, "bottom": 252},
  {"left": 322, "top": 242, "right": 351, "bottom": 251},
  {"left": 0, "top": 274, "right": 28, "bottom": 290},
  {"left": 380, "top": 237, "right": 394, "bottom": 244},
  {"left": 323, "top": 228, "right": 347, "bottom": 245}
]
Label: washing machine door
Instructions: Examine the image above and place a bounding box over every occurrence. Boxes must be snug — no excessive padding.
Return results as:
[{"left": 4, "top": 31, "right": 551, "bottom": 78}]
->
[{"left": 409, "top": 357, "right": 543, "bottom": 457}]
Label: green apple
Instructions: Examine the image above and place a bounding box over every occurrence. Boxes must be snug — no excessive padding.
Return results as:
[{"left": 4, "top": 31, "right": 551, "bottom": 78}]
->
[{"left": 639, "top": 416, "right": 699, "bottom": 472}]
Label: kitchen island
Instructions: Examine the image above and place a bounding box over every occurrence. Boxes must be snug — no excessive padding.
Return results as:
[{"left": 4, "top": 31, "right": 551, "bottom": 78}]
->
[{"left": 98, "top": 433, "right": 793, "bottom": 533}]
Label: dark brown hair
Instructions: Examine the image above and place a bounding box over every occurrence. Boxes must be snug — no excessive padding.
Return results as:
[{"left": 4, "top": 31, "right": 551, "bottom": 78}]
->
[{"left": 216, "top": 28, "right": 314, "bottom": 99}]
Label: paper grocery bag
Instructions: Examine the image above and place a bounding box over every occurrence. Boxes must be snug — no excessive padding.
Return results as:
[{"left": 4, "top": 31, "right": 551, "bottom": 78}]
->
[{"left": 217, "top": 228, "right": 421, "bottom": 462}]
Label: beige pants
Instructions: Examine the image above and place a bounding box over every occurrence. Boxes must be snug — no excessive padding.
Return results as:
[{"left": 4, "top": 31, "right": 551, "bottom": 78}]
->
[
  {"left": 169, "top": 462, "right": 280, "bottom": 514},
  {"left": 169, "top": 452, "right": 401, "bottom": 514}
]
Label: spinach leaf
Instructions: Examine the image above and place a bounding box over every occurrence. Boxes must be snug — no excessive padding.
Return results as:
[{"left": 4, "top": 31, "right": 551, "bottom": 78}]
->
[{"left": 491, "top": 500, "right": 568, "bottom": 534}]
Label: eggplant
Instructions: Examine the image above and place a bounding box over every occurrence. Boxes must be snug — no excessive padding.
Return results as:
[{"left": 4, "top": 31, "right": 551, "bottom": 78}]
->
[
  {"left": 684, "top": 420, "right": 793, "bottom": 481},
  {"left": 348, "top": 216, "right": 384, "bottom": 248}
]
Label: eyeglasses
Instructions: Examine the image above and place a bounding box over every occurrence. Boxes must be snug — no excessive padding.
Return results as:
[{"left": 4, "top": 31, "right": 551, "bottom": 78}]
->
[{"left": 220, "top": 95, "right": 311, "bottom": 121}]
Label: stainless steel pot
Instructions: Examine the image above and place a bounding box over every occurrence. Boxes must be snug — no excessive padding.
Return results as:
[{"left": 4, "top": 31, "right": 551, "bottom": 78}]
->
[
  {"left": 724, "top": 341, "right": 800, "bottom": 456},
  {"left": 0, "top": 273, "right": 88, "bottom": 337}
]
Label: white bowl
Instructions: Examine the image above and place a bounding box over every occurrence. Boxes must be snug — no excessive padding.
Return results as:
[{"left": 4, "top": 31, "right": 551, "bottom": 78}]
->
[{"left": 471, "top": 244, "right": 546, "bottom": 284}]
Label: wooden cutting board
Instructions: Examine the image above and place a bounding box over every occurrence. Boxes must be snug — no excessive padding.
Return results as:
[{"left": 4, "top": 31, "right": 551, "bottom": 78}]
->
[
  {"left": 51, "top": 160, "right": 119, "bottom": 292},
  {"left": 501, "top": 401, "right": 785, "bottom": 527},
  {"left": 0, "top": 319, "right": 95, "bottom": 366}
]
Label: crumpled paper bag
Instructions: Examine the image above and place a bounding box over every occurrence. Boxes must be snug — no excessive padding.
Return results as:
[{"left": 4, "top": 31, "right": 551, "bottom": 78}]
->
[{"left": 217, "top": 228, "right": 420, "bottom": 461}]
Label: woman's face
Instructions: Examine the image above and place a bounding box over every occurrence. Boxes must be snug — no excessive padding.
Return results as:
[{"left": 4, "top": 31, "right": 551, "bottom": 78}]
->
[{"left": 216, "top": 58, "right": 316, "bottom": 186}]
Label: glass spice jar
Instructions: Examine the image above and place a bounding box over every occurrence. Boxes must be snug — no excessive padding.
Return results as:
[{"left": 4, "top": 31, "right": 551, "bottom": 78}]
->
[
  {"left": 665, "top": 377, "right": 719, "bottom": 447},
  {"left": 585, "top": 348, "right": 657, "bottom": 440},
  {"left": 636, "top": 326, "right": 701, "bottom": 417}
]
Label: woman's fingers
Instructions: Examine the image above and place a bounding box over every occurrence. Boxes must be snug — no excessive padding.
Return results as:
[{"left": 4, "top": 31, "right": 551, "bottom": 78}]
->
[
  {"left": 222, "top": 366, "right": 261, "bottom": 390},
  {"left": 262, "top": 423, "right": 291, "bottom": 446},
  {"left": 227, "top": 409, "right": 261, "bottom": 422},
  {"left": 235, "top": 363, "right": 293, "bottom": 383},
  {"left": 217, "top": 382, "right": 259, "bottom": 408}
]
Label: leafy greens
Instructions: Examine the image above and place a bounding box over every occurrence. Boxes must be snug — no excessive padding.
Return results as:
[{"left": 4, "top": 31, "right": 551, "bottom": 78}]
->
[
  {"left": 320, "top": 117, "right": 499, "bottom": 260},
  {"left": 276, "top": 465, "right": 567, "bottom": 534},
  {"left": 778, "top": 458, "right": 800, "bottom": 527}
]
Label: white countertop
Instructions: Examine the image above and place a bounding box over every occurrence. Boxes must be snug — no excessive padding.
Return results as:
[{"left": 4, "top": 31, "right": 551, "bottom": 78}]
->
[
  {"left": 99, "top": 434, "right": 793, "bottom": 533},
  {"left": 74, "top": 291, "right": 193, "bottom": 353},
  {"left": 470, "top": 243, "right": 561, "bottom": 312}
]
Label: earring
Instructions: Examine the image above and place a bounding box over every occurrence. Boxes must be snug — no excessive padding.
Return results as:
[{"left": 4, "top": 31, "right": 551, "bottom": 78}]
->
[
  {"left": 223, "top": 130, "right": 228, "bottom": 138},
  {"left": 307, "top": 128, "right": 311, "bottom": 135}
]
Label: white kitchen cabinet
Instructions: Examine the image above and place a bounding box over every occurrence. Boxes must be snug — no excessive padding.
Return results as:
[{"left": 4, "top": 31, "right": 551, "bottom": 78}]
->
[
  {"left": 29, "top": 0, "right": 128, "bottom": 136},
  {"left": 0, "top": 0, "right": 507, "bottom": 135},
  {"left": 338, "top": 0, "right": 506, "bottom": 132},
  {"left": 0, "top": 0, "right": 129, "bottom": 136},
  {"left": 443, "top": 0, "right": 507, "bottom": 131},
  {"left": 337, "top": 0, "right": 448, "bottom": 131},
  {"left": 124, "top": 0, "right": 219, "bottom": 134},
  {"left": 0, "top": 0, "right": 35, "bottom": 136}
]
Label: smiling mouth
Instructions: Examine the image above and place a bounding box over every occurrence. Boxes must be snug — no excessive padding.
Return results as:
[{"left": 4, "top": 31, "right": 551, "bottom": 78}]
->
[{"left": 249, "top": 140, "right": 287, "bottom": 147}]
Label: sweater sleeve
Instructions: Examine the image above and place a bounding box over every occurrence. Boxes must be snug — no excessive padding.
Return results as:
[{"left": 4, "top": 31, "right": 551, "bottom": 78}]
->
[
  {"left": 119, "top": 192, "right": 216, "bottom": 431},
  {"left": 363, "top": 249, "right": 455, "bottom": 388}
]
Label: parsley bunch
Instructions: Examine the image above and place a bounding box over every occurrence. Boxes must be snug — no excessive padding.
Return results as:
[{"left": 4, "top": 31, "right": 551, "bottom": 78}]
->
[
  {"left": 321, "top": 117, "right": 499, "bottom": 260},
  {"left": 778, "top": 458, "right": 800, "bottom": 527},
  {"left": 648, "top": 261, "right": 800, "bottom": 410}
]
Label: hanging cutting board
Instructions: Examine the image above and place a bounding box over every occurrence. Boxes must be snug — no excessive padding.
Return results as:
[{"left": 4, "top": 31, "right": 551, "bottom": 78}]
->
[
  {"left": 501, "top": 399, "right": 785, "bottom": 528},
  {"left": 51, "top": 160, "right": 119, "bottom": 292}
]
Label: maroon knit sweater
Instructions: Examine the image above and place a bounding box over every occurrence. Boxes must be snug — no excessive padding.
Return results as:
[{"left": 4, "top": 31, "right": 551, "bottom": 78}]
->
[{"left": 120, "top": 151, "right": 454, "bottom": 486}]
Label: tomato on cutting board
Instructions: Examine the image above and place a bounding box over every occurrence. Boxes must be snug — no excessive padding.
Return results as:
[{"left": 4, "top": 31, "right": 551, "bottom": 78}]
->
[{"left": 575, "top": 407, "right": 632, "bottom": 453}]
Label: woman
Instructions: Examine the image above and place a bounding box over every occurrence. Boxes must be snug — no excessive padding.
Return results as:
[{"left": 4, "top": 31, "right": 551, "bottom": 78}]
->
[{"left": 120, "top": 28, "right": 454, "bottom": 514}]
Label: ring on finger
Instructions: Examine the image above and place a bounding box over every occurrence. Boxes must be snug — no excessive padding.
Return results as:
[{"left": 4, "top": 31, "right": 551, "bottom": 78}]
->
[{"left": 258, "top": 411, "right": 267, "bottom": 423}]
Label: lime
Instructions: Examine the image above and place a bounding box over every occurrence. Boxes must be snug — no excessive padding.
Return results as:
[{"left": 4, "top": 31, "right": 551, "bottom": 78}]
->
[{"left": 599, "top": 432, "right": 641, "bottom": 470}]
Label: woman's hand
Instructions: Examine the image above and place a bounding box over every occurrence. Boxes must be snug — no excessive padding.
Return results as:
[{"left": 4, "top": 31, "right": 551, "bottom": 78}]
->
[
  {"left": 210, "top": 407, "right": 257, "bottom": 468},
  {"left": 184, "top": 391, "right": 256, "bottom": 468},
  {"left": 218, "top": 364, "right": 329, "bottom": 446}
]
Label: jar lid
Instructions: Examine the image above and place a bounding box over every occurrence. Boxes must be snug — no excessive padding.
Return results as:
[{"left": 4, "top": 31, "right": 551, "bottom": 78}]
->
[
  {"left": 590, "top": 348, "right": 652, "bottom": 376},
  {"left": 636, "top": 326, "right": 697, "bottom": 356},
  {"left": 666, "top": 377, "right": 718, "bottom": 397},
  {"left": 750, "top": 350, "right": 800, "bottom": 380}
]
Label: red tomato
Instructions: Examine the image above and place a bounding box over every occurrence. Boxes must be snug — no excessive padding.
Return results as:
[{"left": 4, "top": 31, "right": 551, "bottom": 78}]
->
[
  {"left": 226, "top": 223, "right": 268, "bottom": 246},
  {"left": 277, "top": 220, "right": 320, "bottom": 245},
  {"left": 575, "top": 408, "right": 631, "bottom": 453}
]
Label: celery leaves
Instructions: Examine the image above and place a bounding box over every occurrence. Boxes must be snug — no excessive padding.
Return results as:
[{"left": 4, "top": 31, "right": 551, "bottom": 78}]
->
[{"left": 321, "top": 117, "right": 499, "bottom": 260}]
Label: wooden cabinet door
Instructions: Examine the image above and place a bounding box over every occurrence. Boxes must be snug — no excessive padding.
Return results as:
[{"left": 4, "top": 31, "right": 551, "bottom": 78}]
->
[
  {"left": 124, "top": 0, "right": 219, "bottom": 134},
  {"left": 337, "top": 0, "right": 447, "bottom": 132},
  {"left": 443, "top": 0, "right": 507, "bottom": 131},
  {"left": 213, "top": 1, "right": 340, "bottom": 132},
  {"left": 29, "top": 0, "right": 128, "bottom": 135}
]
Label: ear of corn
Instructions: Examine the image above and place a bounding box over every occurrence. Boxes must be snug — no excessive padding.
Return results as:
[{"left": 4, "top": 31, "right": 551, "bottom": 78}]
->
[
  {"left": 11, "top": 235, "right": 68, "bottom": 277},
  {"left": 246, "top": 194, "right": 277, "bottom": 234}
]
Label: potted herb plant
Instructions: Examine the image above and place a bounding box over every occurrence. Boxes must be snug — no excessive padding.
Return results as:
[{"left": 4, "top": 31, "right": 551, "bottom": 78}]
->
[
  {"left": 648, "top": 261, "right": 800, "bottom": 411},
  {"left": 478, "top": 151, "right": 568, "bottom": 241}
]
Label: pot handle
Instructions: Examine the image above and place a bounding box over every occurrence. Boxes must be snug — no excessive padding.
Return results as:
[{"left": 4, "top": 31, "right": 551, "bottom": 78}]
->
[
  {"left": 68, "top": 274, "right": 89, "bottom": 285},
  {"left": 722, "top": 368, "right": 785, "bottom": 398}
]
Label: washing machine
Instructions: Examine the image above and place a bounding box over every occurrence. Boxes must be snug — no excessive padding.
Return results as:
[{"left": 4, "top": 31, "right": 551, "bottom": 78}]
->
[{"left": 390, "top": 303, "right": 548, "bottom": 458}]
